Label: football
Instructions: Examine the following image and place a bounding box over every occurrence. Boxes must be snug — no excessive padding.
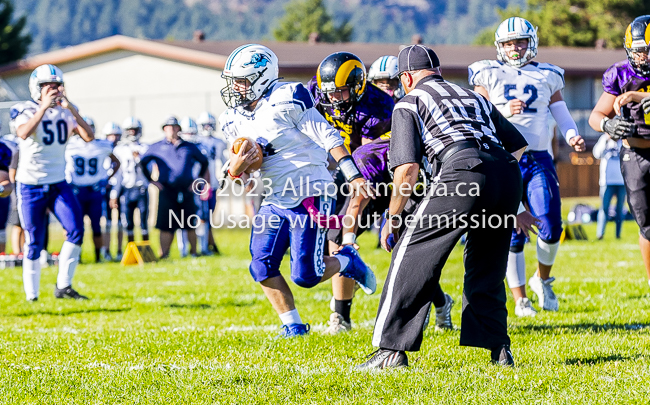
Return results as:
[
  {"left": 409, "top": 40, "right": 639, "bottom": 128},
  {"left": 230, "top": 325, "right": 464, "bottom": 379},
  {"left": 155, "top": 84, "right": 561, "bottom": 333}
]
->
[{"left": 231, "top": 137, "right": 264, "bottom": 172}]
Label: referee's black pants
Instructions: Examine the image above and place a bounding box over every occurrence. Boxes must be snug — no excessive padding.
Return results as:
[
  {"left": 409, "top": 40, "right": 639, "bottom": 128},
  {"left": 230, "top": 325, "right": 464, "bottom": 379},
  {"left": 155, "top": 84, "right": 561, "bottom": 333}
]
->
[{"left": 372, "top": 145, "right": 522, "bottom": 352}]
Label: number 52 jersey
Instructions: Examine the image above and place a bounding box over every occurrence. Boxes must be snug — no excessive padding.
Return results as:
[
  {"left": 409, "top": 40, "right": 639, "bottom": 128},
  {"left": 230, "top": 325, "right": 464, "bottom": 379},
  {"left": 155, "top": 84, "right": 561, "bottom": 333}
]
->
[
  {"left": 468, "top": 60, "right": 565, "bottom": 151},
  {"left": 11, "top": 100, "right": 79, "bottom": 185}
]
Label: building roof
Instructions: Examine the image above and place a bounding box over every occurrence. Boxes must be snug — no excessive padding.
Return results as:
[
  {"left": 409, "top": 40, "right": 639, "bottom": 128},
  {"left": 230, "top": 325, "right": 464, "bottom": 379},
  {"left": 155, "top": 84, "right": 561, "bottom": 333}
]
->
[{"left": 0, "top": 35, "right": 628, "bottom": 78}]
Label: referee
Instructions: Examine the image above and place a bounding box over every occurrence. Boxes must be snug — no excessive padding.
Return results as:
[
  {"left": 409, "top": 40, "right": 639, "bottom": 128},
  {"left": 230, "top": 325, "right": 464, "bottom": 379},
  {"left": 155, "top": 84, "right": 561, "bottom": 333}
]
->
[{"left": 357, "top": 45, "right": 528, "bottom": 369}]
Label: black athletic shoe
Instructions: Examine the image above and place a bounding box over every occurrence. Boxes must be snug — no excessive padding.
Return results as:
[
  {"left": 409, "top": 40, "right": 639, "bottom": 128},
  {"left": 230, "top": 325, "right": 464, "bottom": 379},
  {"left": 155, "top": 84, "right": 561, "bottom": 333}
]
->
[
  {"left": 491, "top": 344, "right": 514, "bottom": 367},
  {"left": 27, "top": 297, "right": 38, "bottom": 302},
  {"left": 356, "top": 349, "right": 408, "bottom": 370},
  {"left": 210, "top": 244, "right": 220, "bottom": 255},
  {"left": 54, "top": 285, "right": 89, "bottom": 300}
]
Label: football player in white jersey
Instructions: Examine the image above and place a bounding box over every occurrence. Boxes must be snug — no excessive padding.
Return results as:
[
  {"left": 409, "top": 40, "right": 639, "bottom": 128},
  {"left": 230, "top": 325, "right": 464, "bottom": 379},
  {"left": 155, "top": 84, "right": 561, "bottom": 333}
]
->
[
  {"left": 101, "top": 122, "right": 124, "bottom": 262},
  {"left": 196, "top": 111, "right": 228, "bottom": 255},
  {"left": 11, "top": 64, "right": 95, "bottom": 301},
  {"left": 469, "top": 17, "right": 586, "bottom": 316},
  {"left": 110, "top": 117, "right": 150, "bottom": 255},
  {"left": 367, "top": 55, "right": 404, "bottom": 102},
  {"left": 65, "top": 122, "right": 120, "bottom": 263},
  {"left": 220, "top": 44, "right": 376, "bottom": 337}
]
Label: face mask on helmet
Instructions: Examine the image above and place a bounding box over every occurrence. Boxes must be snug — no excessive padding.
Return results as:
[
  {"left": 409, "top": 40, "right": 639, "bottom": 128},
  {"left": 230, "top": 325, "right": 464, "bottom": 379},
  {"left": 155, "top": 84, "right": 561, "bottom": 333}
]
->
[
  {"left": 221, "top": 45, "right": 280, "bottom": 109},
  {"left": 317, "top": 52, "right": 367, "bottom": 115},
  {"left": 495, "top": 17, "right": 538, "bottom": 68},
  {"left": 200, "top": 123, "right": 215, "bottom": 137},
  {"left": 180, "top": 117, "right": 199, "bottom": 143},
  {"left": 197, "top": 112, "right": 217, "bottom": 136},
  {"left": 29, "top": 64, "right": 65, "bottom": 103},
  {"left": 124, "top": 127, "right": 142, "bottom": 142},
  {"left": 625, "top": 16, "right": 650, "bottom": 76}
]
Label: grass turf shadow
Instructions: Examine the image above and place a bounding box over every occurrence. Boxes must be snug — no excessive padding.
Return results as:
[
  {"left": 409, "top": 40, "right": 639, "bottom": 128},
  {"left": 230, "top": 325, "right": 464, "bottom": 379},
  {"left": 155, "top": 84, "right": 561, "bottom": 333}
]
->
[
  {"left": 12, "top": 308, "right": 132, "bottom": 317},
  {"left": 565, "top": 354, "right": 642, "bottom": 365},
  {"left": 513, "top": 322, "right": 650, "bottom": 333},
  {"left": 166, "top": 303, "right": 213, "bottom": 309}
]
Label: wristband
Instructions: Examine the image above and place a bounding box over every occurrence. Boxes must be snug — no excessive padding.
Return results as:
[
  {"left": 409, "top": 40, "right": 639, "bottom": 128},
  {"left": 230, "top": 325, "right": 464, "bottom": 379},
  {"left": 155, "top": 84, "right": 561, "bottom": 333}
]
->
[
  {"left": 517, "top": 202, "right": 526, "bottom": 215},
  {"left": 600, "top": 117, "right": 609, "bottom": 132},
  {"left": 228, "top": 169, "right": 242, "bottom": 179},
  {"left": 338, "top": 155, "right": 363, "bottom": 182},
  {"left": 342, "top": 233, "right": 357, "bottom": 245}
]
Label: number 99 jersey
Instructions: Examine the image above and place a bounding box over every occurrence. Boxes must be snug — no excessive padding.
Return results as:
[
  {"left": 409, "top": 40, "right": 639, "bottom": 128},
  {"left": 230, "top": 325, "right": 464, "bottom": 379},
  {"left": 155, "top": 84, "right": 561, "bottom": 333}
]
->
[
  {"left": 11, "top": 100, "right": 79, "bottom": 185},
  {"left": 64, "top": 136, "right": 114, "bottom": 187},
  {"left": 468, "top": 60, "right": 565, "bottom": 151}
]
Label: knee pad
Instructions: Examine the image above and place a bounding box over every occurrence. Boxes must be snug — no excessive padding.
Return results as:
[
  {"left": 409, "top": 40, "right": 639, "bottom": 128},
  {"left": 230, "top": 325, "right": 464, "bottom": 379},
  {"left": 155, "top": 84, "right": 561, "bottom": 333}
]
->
[
  {"left": 249, "top": 260, "right": 281, "bottom": 284},
  {"left": 66, "top": 229, "right": 84, "bottom": 245},
  {"left": 292, "top": 273, "right": 320, "bottom": 289},
  {"left": 537, "top": 238, "right": 560, "bottom": 266}
]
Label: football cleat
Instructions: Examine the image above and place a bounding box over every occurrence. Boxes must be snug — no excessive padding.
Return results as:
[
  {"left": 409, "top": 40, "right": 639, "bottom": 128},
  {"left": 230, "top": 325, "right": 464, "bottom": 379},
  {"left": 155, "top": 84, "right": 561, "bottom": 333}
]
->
[
  {"left": 491, "top": 344, "right": 515, "bottom": 367},
  {"left": 277, "top": 323, "right": 310, "bottom": 338},
  {"left": 54, "top": 285, "right": 89, "bottom": 300},
  {"left": 114, "top": 252, "right": 123, "bottom": 262},
  {"left": 514, "top": 297, "right": 537, "bottom": 317},
  {"left": 100, "top": 249, "right": 113, "bottom": 263},
  {"left": 356, "top": 349, "right": 408, "bottom": 370},
  {"left": 434, "top": 293, "right": 455, "bottom": 331},
  {"left": 323, "top": 312, "right": 352, "bottom": 335},
  {"left": 528, "top": 275, "right": 559, "bottom": 311},
  {"left": 336, "top": 246, "right": 376, "bottom": 295},
  {"left": 27, "top": 297, "right": 38, "bottom": 302}
]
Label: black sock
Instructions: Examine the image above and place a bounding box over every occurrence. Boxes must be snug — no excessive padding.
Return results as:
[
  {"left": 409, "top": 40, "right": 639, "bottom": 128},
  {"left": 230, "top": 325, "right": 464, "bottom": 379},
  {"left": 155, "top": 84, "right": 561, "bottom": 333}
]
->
[
  {"left": 432, "top": 285, "right": 446, "bottom": 308},
  {"left": 95, "top": 248, "right": 100, "bottom": 263},
  {"left": 334, "top": 299, "right": 353, "bottom": 323}
]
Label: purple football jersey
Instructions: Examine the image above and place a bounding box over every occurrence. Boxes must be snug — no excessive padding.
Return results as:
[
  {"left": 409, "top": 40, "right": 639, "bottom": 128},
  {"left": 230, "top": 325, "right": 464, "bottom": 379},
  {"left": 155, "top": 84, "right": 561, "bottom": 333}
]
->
[
  {"left": 603, "top": 60, "right": 650, "bottom": 138},
  {"left": 307, "top": 78, "right": 394, "bottom": 152}
]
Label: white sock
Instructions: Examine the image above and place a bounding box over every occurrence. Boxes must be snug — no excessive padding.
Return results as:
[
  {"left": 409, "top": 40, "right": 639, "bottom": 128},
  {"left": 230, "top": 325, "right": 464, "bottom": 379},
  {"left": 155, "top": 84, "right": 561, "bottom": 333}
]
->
[
  {"left": 57, "top": 241, "right": 81, "bottom": 289},
  {"left": 279, "top": 308, "right": 302, "bottom": 326},
  {"left": 23, "top": 258, "right": 41, "bottom": 300},
  {"left": 506, "top": 251, "right": 526, "bottom": 288},
  {"left": 335, "top": 255, "right": 350, "bottom": 272},
  {"left": 200, "top": 223, "right": 210, "bottom": 253},
  {"left": 537, "top": 239, "right": 560, "bottom": 266}
]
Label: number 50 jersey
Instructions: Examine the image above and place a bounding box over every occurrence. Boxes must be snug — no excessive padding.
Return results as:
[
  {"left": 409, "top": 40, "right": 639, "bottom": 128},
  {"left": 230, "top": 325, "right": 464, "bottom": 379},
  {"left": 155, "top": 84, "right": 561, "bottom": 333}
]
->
[
  {"left": 468, "top": 60, "right": 565, "bottom": 151},
  {"left": 11, "top": 100, "right": 79, "bottom": 185}
]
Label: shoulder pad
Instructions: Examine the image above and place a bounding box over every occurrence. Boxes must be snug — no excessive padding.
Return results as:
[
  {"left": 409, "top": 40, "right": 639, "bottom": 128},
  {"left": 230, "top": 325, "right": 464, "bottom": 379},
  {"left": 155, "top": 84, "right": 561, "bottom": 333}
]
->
[
  {"left": 535, "top": 62, "right": 565, "bottom": 78},
  {"left": 10, "top": 101, "right": 37, "bottom": 120},
  {"left": 268, "top": 82, "right": 315, "bottom": 112},
  {"left": 468, "top": 60, "right": 500, "bottom": 85}
]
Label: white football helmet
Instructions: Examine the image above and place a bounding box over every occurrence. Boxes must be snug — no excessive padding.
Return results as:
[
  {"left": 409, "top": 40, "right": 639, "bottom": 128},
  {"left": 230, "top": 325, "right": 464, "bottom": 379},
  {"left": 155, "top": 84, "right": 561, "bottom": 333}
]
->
[
  {"left": 367, "top": 55, "right": 404, "bottom": 100},
  {"left": 197, "top": 111, "right": 216, "bottom": 136},
  {"left": 82, "top": 116, "right": 95, "bottom": 133},
  {"left": 122, "top": 117, "right": 143, "bottom": 142},
  {"left": 221, "top": 44, "right": 279, "bottom": 108},
  {"left": 495, "top": 17, "right": 538, "bottom": 68},
  {"left": 102, "top": 122, "right": 122, "bottom": 144},
  {"left": 29, "top": 64, "right": 64, "bottom": 102},
  {"left": 180, "top": 116, "right": 199, "bottom": 143},
  {"left": 368, "top": 56, "right": 399, "bottom": 81}
]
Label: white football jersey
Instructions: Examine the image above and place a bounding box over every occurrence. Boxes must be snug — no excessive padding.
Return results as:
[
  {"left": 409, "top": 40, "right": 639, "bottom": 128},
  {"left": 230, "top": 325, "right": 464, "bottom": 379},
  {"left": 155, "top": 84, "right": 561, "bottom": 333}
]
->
[
  {"left": 11, "top": 101, "right": 79, "bottom": 185},
  {"left": 112, "top": 141, "right": 149, "bottom": 189},
  {"left": 65, "top": 136, "right": 114, "bottom": 186},
  {"left": 468, "top": 60, "right": 565, "bottom": 151},
  {"left": 219, "top": 81, "right": 344, "bottom": 209}
]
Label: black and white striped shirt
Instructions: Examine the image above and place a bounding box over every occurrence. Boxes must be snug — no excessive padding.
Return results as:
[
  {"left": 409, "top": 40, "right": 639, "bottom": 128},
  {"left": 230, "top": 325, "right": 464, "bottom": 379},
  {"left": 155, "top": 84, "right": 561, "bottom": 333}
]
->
[{"left": 390, "top": 75, "right": 527, "bottom": 169}]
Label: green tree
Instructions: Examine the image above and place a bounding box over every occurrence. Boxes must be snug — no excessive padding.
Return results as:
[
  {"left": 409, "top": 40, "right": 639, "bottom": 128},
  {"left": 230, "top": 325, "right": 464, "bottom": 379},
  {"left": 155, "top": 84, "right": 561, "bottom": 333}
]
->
[
  {"left": 0, "top": 0, "right": 31, "bottom": 63},
  {"left": 273, "top": 0, "right": 352, "bottom": 43},
  {"left": 475, "top": 0, "right": 650, "bottom": 48}
]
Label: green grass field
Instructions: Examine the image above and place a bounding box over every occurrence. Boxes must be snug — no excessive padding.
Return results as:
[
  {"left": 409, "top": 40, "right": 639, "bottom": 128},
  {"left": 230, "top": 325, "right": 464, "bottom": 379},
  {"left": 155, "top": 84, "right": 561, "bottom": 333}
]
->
[{"left": 0, "top": 198, "right": 649, "bottom": 404}]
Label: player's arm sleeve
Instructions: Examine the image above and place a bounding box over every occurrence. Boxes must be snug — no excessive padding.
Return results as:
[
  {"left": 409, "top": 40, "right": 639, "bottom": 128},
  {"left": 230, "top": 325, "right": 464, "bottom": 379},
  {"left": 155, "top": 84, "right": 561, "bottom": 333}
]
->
[
  {"left": 389, "top": 103, "right": 423, "bottom": 170},
  {"left": 592, "top": 134, "right": 608, "bottom": 159},
  {"left": 489, "top": 104, "right": 528, "bottom": 153},
  {"left": 602, "top": 65, "right": 621, "bottom": 96},
  {"left": 549, "top": 100, "right": 579, "bottom": 143},
  {"left": 297, "top": 108, "right": 345, "bottom": 151}
]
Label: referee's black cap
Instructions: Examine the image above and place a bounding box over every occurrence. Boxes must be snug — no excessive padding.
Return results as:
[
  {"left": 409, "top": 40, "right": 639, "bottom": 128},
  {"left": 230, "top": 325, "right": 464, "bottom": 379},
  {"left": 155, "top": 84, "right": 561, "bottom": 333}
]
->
[{"left": 397, "top": 45, "right": 440, "bottom": 74}]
